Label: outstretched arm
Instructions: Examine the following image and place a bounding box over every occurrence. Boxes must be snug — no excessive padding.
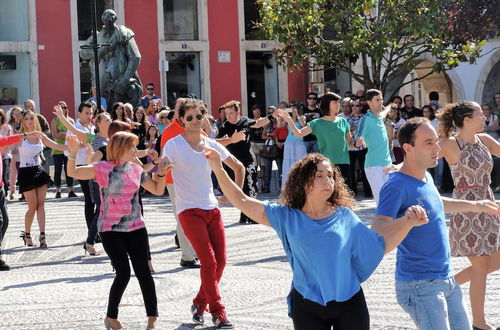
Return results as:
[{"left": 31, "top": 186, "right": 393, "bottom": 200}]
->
[
  {"left": 276, "top": 109, "right": 312, "bottom": 138},
  {"left": 141, "top": 158, "right": 173, "bottom": 195},
  {"left": 441, "top": 196, "right": 500, "bottom": 215},
  {"left": 204, "top": 146, "right": 270, "bottom": 226},
  {"left": 371, "top": 206, "right": 428, "bottom": 254},
  {"left": 40, "top": 133, "right": 68, "bottom": 152}
]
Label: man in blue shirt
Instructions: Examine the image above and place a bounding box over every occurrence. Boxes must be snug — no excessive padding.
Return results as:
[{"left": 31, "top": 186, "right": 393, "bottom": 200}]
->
[
  {"left": 355, "top": 89, "right": 392, "bottom": 203},
  {"left": 372, "top": 117, "right": 500, "bottom": 330},
  {"left": 139, "top": 82, "right": 161, "bottom": 108}
]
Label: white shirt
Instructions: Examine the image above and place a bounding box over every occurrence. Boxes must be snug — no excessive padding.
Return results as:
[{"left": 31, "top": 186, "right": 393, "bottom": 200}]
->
[
  {"left": 163, "top": 135, "right": 230, "bottom": 214},
  {"left": 19, "top": 139, "right": 43, "bottom": 168},
  {"left": 65, "top": 120, "right": 95, "bottom": 165}
]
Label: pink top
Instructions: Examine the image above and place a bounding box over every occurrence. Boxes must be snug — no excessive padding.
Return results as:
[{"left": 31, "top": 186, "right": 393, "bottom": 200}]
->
[{"left": 94, "top": 161, "right": 148, "bottom": 232}]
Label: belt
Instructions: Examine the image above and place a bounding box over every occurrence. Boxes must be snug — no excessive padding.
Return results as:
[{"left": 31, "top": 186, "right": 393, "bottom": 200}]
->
[{"left": 454, "top": 185, "right": 480, "bottom": 190}]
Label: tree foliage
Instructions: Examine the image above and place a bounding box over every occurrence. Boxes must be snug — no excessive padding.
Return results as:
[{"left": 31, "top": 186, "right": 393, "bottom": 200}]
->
[{"left": 257, "top": 0, "right": 497, "bottom": 94}]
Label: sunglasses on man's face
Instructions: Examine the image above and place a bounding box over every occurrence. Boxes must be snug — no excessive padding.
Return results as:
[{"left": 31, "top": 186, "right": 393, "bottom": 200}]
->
[
  {"left": 147, "top": 88, "right": 154, "bottom": 91},
  {"left": 308, "top": 97, "right": 317, "bottom": 100},
  {"left": 185, "top": 114, "right": 203, "bottom": 122}
]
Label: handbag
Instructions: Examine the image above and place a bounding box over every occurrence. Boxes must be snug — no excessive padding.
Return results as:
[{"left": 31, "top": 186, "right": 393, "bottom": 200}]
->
[{"left": 260, "top": 139, "right": 279, "bottom": 159}]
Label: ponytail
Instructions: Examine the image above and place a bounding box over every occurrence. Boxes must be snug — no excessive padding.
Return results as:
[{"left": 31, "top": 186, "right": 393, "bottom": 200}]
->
[
  {"left": 437, "top": 101, "right": 478, "bottom": 138},
  {"left": 437, "top": 105, "right": 455, "bottom": 138}
]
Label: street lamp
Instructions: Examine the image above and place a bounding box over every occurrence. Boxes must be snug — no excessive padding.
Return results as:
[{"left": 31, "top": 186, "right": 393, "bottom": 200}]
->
[{"left": 79, "top": 0, "right": 109, "bottom": 113}]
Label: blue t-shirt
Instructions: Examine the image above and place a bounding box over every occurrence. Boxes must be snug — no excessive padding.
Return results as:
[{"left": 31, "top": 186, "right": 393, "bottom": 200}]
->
[
  {"left": 139, "top": 95, "right": 161, "bottom": 108},
  {"left": 264, "top": 202, "right": 385, "bottom": 309},
  {"left": 357, "top": 111, "right": 391, "bottom": 167},
  {"left": 376, "top": 172, "right": 451, "bottom": 281}
]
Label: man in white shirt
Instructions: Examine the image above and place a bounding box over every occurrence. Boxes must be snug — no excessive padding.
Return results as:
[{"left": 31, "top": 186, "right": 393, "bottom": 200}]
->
[{"left": 162, "top": 98, "right": 243, "bottom": 329}]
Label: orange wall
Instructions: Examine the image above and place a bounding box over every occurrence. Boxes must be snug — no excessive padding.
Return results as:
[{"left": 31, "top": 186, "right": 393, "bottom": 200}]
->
[
  {"left": 124, "top": 0, "right": 161, "bottom": 97},
  {"left": 36, "top": 0, "right": 74, "bottom": 120},
  {"left": 207, "top": 0, "right": 242, "bottom": 115}
]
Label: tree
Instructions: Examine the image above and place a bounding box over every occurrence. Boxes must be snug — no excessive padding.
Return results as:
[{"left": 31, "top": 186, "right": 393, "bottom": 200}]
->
[{"left": 257, "top": 0, "right": 497, "bottom": 96}]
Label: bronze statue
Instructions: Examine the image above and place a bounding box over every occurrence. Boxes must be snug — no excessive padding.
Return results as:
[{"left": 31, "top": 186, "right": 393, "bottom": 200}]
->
[{"left": 81, "top": 9, "right": 143, "bottom": 107}]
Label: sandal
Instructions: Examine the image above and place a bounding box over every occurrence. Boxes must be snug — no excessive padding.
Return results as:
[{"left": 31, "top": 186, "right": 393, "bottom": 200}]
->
[
  {"left": 20, "top": 231, "right": 35, "bottom": 247},
  {"left": 39, "top": 232, "right": 47, "bottom": 248}
]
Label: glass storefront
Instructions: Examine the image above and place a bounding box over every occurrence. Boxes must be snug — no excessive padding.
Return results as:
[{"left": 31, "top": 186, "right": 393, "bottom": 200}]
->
[
  {"left": 165, "top": 52, "right": 201, "bottom": 108},
  {"left": 246, "top": 51, "right": 279, "bottom": 113},
  {"left": 163, "top": 0, "right": 198, "bottom": 40},
  {"left": 0, "top": 53, "right": 31, "bottom": 107},
  {"left": 0, "top": 0, "right": 29, "bottom": 41}
]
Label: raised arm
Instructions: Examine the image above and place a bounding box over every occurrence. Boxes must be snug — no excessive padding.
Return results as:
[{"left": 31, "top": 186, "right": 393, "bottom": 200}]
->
[
  {"left": 478, "top": 133, "right": 500, "bottom": 158},
  {"left": 53, "top": 105, "right": 89, "bottom": 143},
  {"left": 204, "top": 146, "right": 270, "bottom": 226},
  {"left": 371, "top": 205, "right": 428, "bottom": 254},
  {"left": 276, "top": 109, "right": 311, "bottom": 138}
]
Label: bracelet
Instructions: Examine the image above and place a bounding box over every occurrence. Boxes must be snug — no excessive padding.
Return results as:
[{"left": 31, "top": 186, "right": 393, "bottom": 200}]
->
[
  {"left": 266, "top": 114, "right": 274, "bottom": 121},
  {"left": 68, "top": 155, "right": 77, "bottom": 161},
  {"left": 157, "top": 173, "right": 165, "bottom": 178},
  {"left": 23, "top": 132, "right": 27, "bottom": 137}
]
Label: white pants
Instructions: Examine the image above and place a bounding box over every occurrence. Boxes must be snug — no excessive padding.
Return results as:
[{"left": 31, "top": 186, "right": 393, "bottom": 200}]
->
[
  {"left": 167, "top": 183, "right": 197, "bottom": 261},
  {"left": 364, "top": 166, "right": 389, "bottom": 205}
]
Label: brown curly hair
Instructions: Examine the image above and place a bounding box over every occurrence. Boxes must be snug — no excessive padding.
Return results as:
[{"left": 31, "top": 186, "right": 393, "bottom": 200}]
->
[
  {"left": 279, "top": 153, "right": 356, "bottom": 210},
  {"left": 437, "top": 101, "right": 480, "bottom": 138}
]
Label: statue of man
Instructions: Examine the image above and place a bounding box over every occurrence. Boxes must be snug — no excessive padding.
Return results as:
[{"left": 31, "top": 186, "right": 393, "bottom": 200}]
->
[{"left": 81, "top": 9, "right": 143, "bottom": 107}]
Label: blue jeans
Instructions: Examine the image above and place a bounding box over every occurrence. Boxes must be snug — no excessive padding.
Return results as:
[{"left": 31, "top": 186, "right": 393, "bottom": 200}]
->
[{"left": 395, "top": 278, "right": 470, "bottom": 330}]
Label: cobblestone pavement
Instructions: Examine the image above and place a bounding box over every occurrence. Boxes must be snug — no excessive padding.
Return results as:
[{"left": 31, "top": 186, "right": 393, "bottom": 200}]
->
[{"left": 0, "top": 190, "right": 498, "bottom": 330}]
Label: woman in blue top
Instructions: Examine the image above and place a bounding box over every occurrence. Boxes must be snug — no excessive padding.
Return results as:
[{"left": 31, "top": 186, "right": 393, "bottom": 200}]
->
[{"left": 203, "top": 150, "right": 428, "bottom": 330}]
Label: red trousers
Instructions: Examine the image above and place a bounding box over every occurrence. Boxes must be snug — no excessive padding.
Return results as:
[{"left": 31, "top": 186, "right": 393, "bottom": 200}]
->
[{"left": 179, "top": 208, "right": 226, "bottom": 314}]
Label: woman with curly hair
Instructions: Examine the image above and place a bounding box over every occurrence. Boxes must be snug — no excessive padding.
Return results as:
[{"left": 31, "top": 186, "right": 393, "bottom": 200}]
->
[
  {"left": 204, "top": 150, "right": 428, "bottom": 330},
  {"left": 438, "top": 101, "right": 500, "bottom": 330}
]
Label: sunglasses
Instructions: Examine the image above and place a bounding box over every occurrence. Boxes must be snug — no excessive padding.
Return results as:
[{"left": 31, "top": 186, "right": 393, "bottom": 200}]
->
[
  {"left": 186, "top": 114, "right": 203, "bottom": 122},
  {"left": 308, "top": 97, "right": 317, "bottom": 100},
  {"left": 147, "top": 88, "right": 154, "bottom": 91}
]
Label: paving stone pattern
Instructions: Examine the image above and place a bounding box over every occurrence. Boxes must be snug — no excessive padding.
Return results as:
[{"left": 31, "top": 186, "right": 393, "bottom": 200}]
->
[{"left": 0, "top": 193, "right": 498, "bottom": 329}]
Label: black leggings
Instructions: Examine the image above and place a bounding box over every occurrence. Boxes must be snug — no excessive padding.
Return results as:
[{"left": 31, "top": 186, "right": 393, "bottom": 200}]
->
[
  {"left": 290, "top": 287, "right": 369, "bottom": 330},
  {"left": 79, "top": 179, "right": 96, "bottom": 229},
  {"left": 100, "top": 228, "right": 158, "bottom": 318}
]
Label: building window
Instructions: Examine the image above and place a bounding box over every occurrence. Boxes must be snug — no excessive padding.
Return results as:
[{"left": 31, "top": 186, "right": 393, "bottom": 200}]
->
[
  {"left": 77, "top": 0, "right": 114, "bottom": 41},
  {"left": 163, "top": 0, "right": 198, "bottom": 40},
  {"left": 246, "top": 52, "right": 279, "bottom": 112},
  {"left": 244, "top": 0, "right": 266, "bottom": 40},
  {"left": 324, "top": 67, "right": 351, "bottom": 95},
  {"left": 165, "top": 52, "right": 201, "bottom": 108},
  {"left": 0, "top": 53, "right": 31, "bottom": 106},
  {"left": 0, "top": 0, "right": 29, "bottom": 41}
]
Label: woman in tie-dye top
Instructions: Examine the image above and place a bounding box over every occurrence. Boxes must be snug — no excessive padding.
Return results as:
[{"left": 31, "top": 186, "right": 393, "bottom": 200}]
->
[{"left": 66, "top": 132, "right": 172, "bottom": 330}]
